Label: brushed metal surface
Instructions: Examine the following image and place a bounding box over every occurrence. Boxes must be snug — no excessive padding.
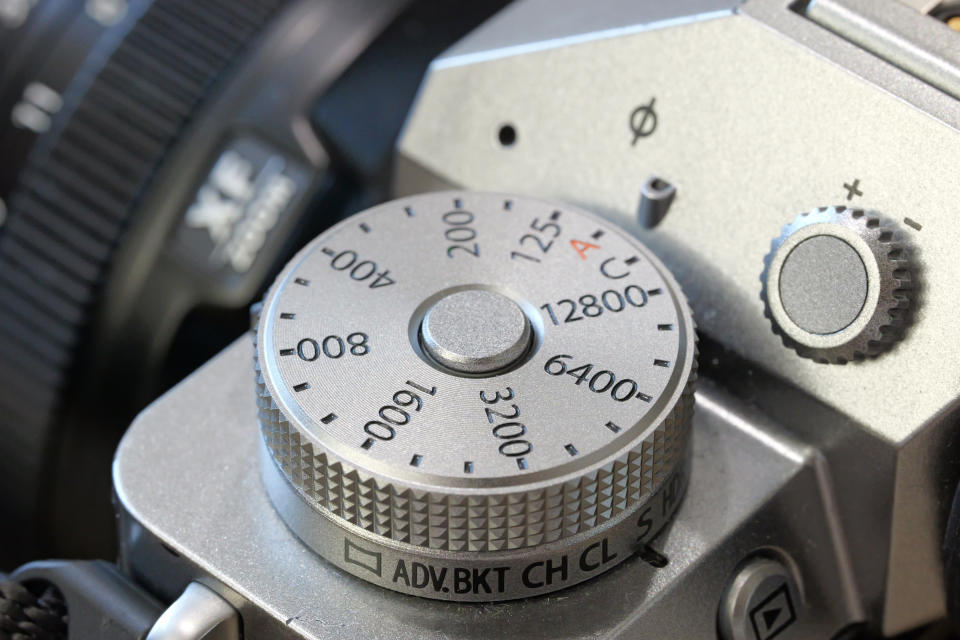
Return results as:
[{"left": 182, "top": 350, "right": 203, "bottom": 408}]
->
[{"left": 114, "top": 338, "right": 861, "bottom": 638}]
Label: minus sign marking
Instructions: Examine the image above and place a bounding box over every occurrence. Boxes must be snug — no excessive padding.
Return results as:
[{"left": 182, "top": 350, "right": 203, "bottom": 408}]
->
[{"left": 279, "top": 348, "right": 295, "bottom": 356}]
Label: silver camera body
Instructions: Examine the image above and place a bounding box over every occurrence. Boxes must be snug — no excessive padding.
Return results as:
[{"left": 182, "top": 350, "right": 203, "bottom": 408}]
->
[{"left": 114, "top": 1, "right": 960, "bottom": 637}]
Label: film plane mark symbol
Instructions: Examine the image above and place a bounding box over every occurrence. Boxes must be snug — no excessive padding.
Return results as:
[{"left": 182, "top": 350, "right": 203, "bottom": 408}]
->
[
  {"left": 344, "top": 539, "right": 382, "bottom": 577},
  {"left": 629, "top": 97, "right": 658, "bottom": 145}
]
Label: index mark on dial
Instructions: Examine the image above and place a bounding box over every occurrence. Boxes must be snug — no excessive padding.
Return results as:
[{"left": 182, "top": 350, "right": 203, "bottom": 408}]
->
[
  {"left": 550, "top": 210, "right": 561, "bottom": 221},
  {"left": 564, "top": 444, "right": 579, "bottom": 456},
  {"left": 591, "top": 230, "right": 605, "bottom": 240},
  {"left": 464, "top": 461, "right": 474, "bottom": 473},
  {"left": 359, "top": 222, "right": 371, "bottom": 233},
  {"left": 503, "top": 200, "right": 513, "bottom": 210},
  {"left": 321, "top": 247, "right": 335, "bottom": 256},
  {"left": 294, "top": 278, "right": 310, "bottom": 286},
  {"left": 361, "top": 438, "right": 375, "bottom": 450},
  {"left": 321, "top": 413, "right": 338, "bottom": 424},
  {"left": 293, "top": 382, "right": 311, "bottom": 392},
  {"left": 280, "top": 312, "right": 296, "bottom": 320},
  {"left": 636, "top": 392, "right": 653, "bottom": 402},
  {"left": 653, "top": 359, "right": 670, "bottom": 368},
  {"left": 279, "top": 348, "right": 295, "bottom": 356},
  {"left": 605, "top": 421, "right": 622, "bottom": 433},
  {"left": 404, "top": 206, "right": 414, "bottom": 217},
  {"left": 657, "top": 324, "right": 674, "bottom": 331},
  {"left": 410, "top": 454, "right": 423, "bottom": 467},
  {"left": 624, "top": 256, "right": 640, "bottom": 266},
  {"left": 516, "top": 457, "right": 528, "bottom": 470},
  {"left": 454, "top": 197, "right": 463, "bottom": 208},
  {"left": 904, "top": 217, "right": 922, "bottom": 231},
  {"left": 648, "top": 288, "right": 662, "bottom": 296}
]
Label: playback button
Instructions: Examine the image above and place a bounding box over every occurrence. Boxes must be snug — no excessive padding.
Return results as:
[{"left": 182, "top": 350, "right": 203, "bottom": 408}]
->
[{"left": 718, "top": 556, "right": 802, "bottom": 640}]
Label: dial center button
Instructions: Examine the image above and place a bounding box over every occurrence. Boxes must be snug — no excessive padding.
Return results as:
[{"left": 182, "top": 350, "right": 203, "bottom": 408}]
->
[
  {"left": 421, "top": 289, "right": 531, "bottom": 374},
  {"left": 779, "top": 235, "right": 867, "bottom": 335}
]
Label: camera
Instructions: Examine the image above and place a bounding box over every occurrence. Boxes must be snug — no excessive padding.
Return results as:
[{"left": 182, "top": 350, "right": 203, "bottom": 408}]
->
[{"left": 4, "top": 1, "right": 960, "bottom": 639}]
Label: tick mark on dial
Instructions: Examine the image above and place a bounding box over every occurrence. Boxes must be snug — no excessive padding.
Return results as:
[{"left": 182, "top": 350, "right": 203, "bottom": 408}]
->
[
  {"left": 624, "top": 256, "right": 640, "bottom": 265},
  {"left": 293, "top": 382, "right": 311, "bottom": 392},
  {"left": 321, "top": 247, "right": 334, "bottom": 255},
  {"left": 280, "top": 313, "right": 296, "bottom": 320},
  {"left": 550, "top": 210, "right": 561, "bottom": 221},
  {"left": 361, "top": 438, "right": 375, "bottom": 450},
  {"left": 359, "top": 222, "right": 371, "bottom": 233},
  {"left": 464, "top": 461, "right": 474, "bottom": 473},
  {"left": 653, "top": 359, "right": 670, "bottom": 368},
  {"left": 636, "top": 392, "right": 653, "bottom": 402},
  {"left": 605, "top": 421, "right": 622, "bottom": 433},
  {"left": 454, "top": 197, "right": 463, "bottom": 208},
  {"left": 503, "top": 200, "right": 513, "bottom": 210},
  {"left": 516, "top": 457, "right": 528, "bottom": 470},
  {"left": 279, "top": 348, "right": 295, "bottom": 356},
  {"left": 564, "top": 443, "right": 579, "bottom": 456},
  {"left": 404, "top": 206, "right": 414, "bottom": 217},
  {"left": 294, "top": 278, "right": 310, "bottom": 286},
  {"left": 321, "top": 413, "right": 338, "bottom": 424},
  {"left": 590, "top": 230, "right": 604, "bottom": 240},
  {"left": 648, "top": 288, "right": 662, "bottom": 296},
  {"left": 657, "top": 324, "right": 673, "bottom": 331},
  {"left": 904, "top": 217, "right": 922, "bottom": 231},
  {"left": 410, "top": 454, "right": 423, "bottom": 467}
]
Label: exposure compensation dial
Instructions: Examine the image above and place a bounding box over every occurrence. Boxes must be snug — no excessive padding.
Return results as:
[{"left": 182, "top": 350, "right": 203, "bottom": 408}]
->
[{"left": 255, "top": 192, "right": 697, "bottom": 601}]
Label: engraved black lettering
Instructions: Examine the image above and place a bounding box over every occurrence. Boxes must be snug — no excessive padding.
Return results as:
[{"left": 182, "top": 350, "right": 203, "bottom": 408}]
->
[{"left": 393, "top": 560, "right": 410, "bottom": 586}]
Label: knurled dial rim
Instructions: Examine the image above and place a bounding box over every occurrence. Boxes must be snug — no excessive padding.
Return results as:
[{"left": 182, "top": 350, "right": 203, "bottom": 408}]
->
[
  {"left": 255, "top": 191, "right": 696, "bottom": 555},
  {"left": 761, "top": 206, "right": 913, "bottom": 364}
]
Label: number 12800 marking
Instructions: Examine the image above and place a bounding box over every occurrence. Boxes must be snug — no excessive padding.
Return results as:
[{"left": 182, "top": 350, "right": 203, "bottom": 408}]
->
[{"left": 541, "top": 285, "right": 647, "bottom": 325}]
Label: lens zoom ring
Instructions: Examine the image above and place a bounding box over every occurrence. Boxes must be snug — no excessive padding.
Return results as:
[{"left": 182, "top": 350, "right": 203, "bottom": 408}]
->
[
  {"left": 0, "top": 0, "right": 288, "bottom": 518},
  {"left": 255, "top": 346, "right": 696, "bottom": 553}
]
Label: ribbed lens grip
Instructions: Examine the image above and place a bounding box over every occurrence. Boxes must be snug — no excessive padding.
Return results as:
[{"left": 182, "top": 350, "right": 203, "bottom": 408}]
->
[{"left": 0, "top": 0, "right": 289, "bottom": 540}]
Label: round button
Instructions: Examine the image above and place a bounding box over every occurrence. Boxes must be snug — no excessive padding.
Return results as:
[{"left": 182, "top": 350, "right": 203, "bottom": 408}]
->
[
  {"left": 779, "top": 235, "right": 867, "bottom": 335},
  {"left": 761, "top": 206, "right": 914, "bottom": 363},
  {"left": 421, "top": 289, "right": 531, "bottom": 374},
  {"left": 718, "top": 556, "right": 802, "bottom": 640}
]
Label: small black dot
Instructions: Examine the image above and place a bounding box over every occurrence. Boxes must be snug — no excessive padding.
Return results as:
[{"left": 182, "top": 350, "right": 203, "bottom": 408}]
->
[{"left": 498, "top": 123, "right": 517, "bottom": 147}]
